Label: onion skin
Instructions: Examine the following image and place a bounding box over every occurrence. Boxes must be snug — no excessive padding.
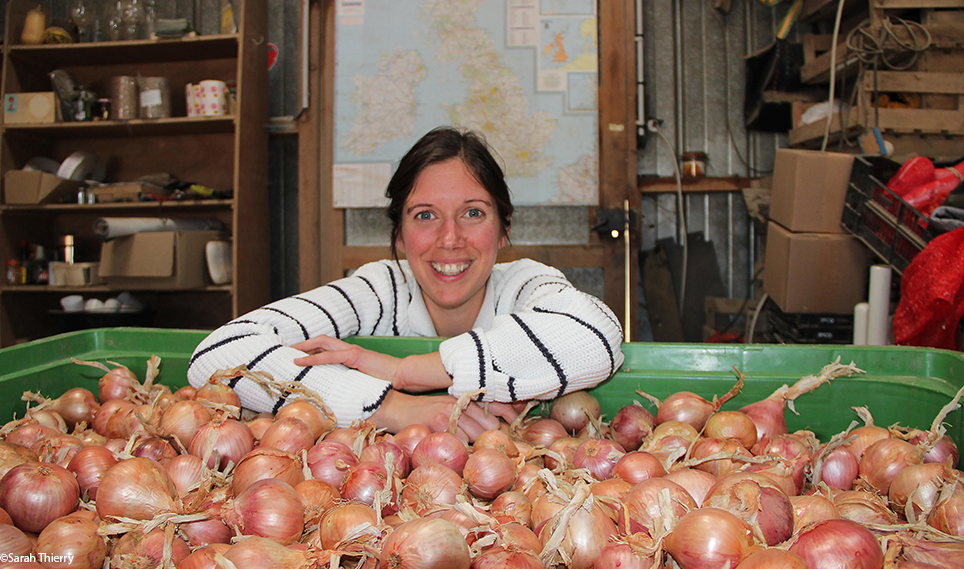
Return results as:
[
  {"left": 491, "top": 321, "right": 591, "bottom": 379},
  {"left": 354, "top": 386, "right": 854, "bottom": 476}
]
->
[
  {"left": 223, "top": 536, "right": 315, "bottom": 569},
  {"left": 295, "top": 479, "right": 340, "bottom": 527},
  {"left": 0, "top": 442, "right": 39, "bottom": 480},
  {"left": 109, "top": 527, "right": 191, "bottom": 568},
  {"left": 360, "top": 439, "right": 411, "bottom": 479},
  {"left": 818, "top": 446, "right": 860, "bottom": 490},
  {"left": 589, "top": 478, "right": 632, "bottom": 522},
  {"left": 48, "top": 387, "right": 100, "bottom": 430},
  {"left": 317, "top": 502, "right": 379, "bottom": 549},
  {"left": 340, "top": 460, "right": 393, "bottom": 509},
  {"left": 394, "top": 424, "right": 432, "bottom": 458},
  {"left": 306, "top": 439, "right": 359, "bottom": 489},
  {"left": 594, "top": 541, "right": 660, "bottom": 569},
  {"left": 491, "top": 490, "right": 533, "bottom": 526},
  {"left": 67, "top": 445, "right": 118, "bottom": 500},
  {"left": 571, "top": 438, "right": 625, "bottom": 480},
  {"left": 520, "top": 418, "right": 568, "bottom": 448},
  {"left": 537, "top": 501, "right": 616, "bottom": 569},
  {"left": 34, "top": 515, "right": 108, "bottom": 569},
  {"left": 411, "top": 432, "right": 469, "bottom": 476},
  {"left": 259, "top": 417, "right": 316, "bottom": 455},
  {"left": 791, "top": 494, "right": 840, "bottom": 534},
  {"left": 222, "top": 478, "right": 305, "bottom": 545},
  {"left": 0, "top": 462, "right": 80, "bottom": 533},
  {"left": 0, "top": 523, "right": 34, "bottom": 557},
  {"left": 276, "top": 399, "right": 335, "bottom": 440},
  {"left": 471, "top": 549, "right": 544, "bottom": 569},
  {"left": 859, "top": 438, "right": 923, "bottom": 494},
  {"left": 704, "top": 411, "right": 758, "bottom": 450},
  {"left": 180, "top": 543, "right": 232, "bottom": 569},
  {"left": 473, "top": 429, "right": 520, "bottom": 458},
  {"left": 378, "top": 517, "right": 471, "bottom": 569},
  {"left": 927, "top": 488, "right": 964, "bottom": 536},
  {"left": 664, "top": 508, "right": 755, "bottom": 569},
  {"left": 622, "top": 478, "right": 698, "bottom": 536},
  {"left": 400, "top": 463, "right": 464, "bottom": 516},
  {"left": 704, "top": 472, "right": 794, "bottom": 546},
  {"left": 159, "top": 399, "right": 212, "bottom": 450},
  {"left": 612, "top": 451, "right": 666, "bottom": 485},
  {"left": 663, "top": 468, "right": 718, "bottom": 507},
  {"left": 787, "top": 518, "right": 884, "bottom": 569},
  {"left": 656, "top": 391, "right": 716, "bottom": 431},
  {"left": 735, "top": 548, "right": 808, "bottom": 568},
  {"left": 231, "top": 447, "right": 305, "bottom": 495},
  {"left": 188, "top": 415, "right": 255, "bottom": 471},
  {"left": 888, "top": 462, "right": 948, "bottom": 518}
]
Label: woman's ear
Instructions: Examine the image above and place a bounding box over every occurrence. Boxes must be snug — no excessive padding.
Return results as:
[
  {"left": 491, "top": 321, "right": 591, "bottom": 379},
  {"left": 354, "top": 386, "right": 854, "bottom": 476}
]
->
[{"left": 499, "top": 226, "right": 510, "bottom": 249}]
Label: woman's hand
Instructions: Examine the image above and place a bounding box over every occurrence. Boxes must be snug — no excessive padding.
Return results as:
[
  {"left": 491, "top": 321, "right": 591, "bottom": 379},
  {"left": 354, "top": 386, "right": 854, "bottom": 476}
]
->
[
  {"left": 292, "top": 336, "right": 454, "bottom": 392},
  {"left": 370, "top": 390, "right": 522, "bottom": 443}
]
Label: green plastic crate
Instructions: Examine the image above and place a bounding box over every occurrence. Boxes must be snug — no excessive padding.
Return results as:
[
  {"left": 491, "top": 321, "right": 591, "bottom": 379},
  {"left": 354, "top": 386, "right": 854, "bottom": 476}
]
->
[{"left": 2, "top": 328, "right": 962, "bottom": 466}]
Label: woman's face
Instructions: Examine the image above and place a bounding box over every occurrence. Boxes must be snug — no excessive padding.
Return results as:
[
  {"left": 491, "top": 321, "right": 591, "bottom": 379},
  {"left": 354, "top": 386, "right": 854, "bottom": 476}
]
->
[{"left": 396, "top": 158, "right": 507, "bottom": 335}]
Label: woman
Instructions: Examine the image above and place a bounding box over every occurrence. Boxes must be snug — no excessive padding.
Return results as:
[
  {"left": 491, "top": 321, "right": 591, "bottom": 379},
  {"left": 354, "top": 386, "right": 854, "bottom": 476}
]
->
[{"left": 188, "top": 126, "right": 625, "bottom": 441}]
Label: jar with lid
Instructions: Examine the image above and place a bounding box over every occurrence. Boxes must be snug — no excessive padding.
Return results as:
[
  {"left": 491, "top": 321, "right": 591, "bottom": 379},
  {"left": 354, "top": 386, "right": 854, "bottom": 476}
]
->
[
  {"left": 5, "top": 259, "right": 20, "bottom": 285},
  {"left": 73, "top": 86, "right": 97, "bottom": 121}
]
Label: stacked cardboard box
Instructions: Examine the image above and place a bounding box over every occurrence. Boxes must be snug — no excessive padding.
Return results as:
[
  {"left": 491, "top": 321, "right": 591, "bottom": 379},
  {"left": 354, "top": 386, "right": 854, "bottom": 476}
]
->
[{"left": 763, "top": 148, "right": 868, "bottom": 314}]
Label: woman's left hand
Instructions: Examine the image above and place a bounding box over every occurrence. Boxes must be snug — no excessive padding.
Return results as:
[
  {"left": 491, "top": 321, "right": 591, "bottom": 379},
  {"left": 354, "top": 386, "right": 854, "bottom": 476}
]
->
[{"left": 292, "top": 335, "right": 401, "bottom": 382}]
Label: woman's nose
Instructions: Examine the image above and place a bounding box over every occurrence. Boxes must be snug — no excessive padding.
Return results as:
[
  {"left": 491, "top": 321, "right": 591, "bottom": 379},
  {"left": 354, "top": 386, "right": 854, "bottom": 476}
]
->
[{"left": 438, "top": 219, "right": 464, "bottom": 247}]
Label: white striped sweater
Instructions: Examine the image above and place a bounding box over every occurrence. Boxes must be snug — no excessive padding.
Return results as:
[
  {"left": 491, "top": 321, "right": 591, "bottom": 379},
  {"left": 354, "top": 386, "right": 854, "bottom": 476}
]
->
[{"left": 187, "top": 258, "right": 625, "bottom": 426}]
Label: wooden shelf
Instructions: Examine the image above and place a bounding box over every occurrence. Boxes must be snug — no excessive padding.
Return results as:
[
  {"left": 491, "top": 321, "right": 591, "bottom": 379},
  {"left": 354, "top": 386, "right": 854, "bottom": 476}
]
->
[
  {"left": 639, "top": 176, "right": 755, "bottom": 194},
  {"left": 0, "top": 200, "right": 233, "bottom": 213},
  {"left": 6, "top": 35, "right": 239, "bottom": 67},
  {"left": 3, "top": 116, "right": 236, "bottom": 138}
]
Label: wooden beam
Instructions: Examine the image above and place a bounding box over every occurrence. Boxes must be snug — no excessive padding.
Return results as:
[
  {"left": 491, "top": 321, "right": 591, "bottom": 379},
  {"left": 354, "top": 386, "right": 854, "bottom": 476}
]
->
[{"left": 639, "top": 176, "right": 754, "bottom": 194}]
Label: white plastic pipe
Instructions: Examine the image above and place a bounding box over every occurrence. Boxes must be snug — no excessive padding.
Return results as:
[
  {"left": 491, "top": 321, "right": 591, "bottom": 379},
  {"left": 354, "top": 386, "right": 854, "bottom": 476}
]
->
[
  {"left": 853, "top": 302, "right": 869, "bottom": 345},
  {"left": 867, "top": 265, "right": 892, "bottom": 346}
]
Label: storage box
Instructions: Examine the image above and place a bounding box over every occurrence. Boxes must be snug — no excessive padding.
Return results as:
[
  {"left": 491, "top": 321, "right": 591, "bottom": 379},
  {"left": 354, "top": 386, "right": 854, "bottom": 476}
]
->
[
  {"left": 0, "top": 330, "right": 962, "bottom": 467},
  {"left": 3, "top": 92, "right": 56, "bottom": 124},
  {"left": 48, "top": 262, "right": 104, "bottom": 286},
  {"left": 770, "top": 148, "right": 854, "bottom": 234},
  {"left": 764, "top": 221, "right": 868, "bottom": 313},
  {"left": 98, "top": 230, "right": 222, "bottom": 289},
  {"left": 3, "top": 170, "right": 84, "bottom": 204}
]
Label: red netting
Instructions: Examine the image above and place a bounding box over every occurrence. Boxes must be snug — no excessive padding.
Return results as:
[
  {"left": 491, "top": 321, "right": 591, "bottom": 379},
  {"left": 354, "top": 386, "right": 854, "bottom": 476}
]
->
[{"left": 893, "top": 226, "right": 964, "bottom": 350}]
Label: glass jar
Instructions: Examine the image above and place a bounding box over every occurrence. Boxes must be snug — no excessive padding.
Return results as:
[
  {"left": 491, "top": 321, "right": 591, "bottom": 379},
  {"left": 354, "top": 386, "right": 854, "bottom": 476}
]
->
[{"left": 73, "top": 86, "right": 97, "bottom": 121}]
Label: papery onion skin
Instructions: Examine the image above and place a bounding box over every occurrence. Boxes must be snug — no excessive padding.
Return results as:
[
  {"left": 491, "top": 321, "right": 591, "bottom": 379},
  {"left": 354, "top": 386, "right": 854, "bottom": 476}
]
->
[
  {"left": 400, "top": 463, "right": 465, "bottom": 516},
  {"left": 704, "top": 471, "right": 794, "bottom": 546},
  {"left": 846, "top": 425, "right": 890, "bottom": 462},
  {"left": 231, "top": 447, "right": 305, "bottom": 495},
  {"left": 663, "top": 508, "right": 755, "bottom": 569},
  {"left": 188, "top": 415, "right": 255, "bottom": 471},
  {"left": 0, "top": 462, "right": 80, "bottom": 533},
  {"left": 790, "top": 494, "right": 840, "bottom": 534},
  {"left": 593, "top": 541, "right": 659, "bottom": 569},
  {"left": 132, "top": 436, "right": 178, "bottom": 465},
  {"left": 787, "top": 518, "right": 884, "bottom": 569},
  {"left": 109, "top": 527, "right": 191, "bottom": 568},
  {"left": 296, "top": 479, "right": 341, "bottom": 527},
  {"left": 317, "top": 502, "right": 379, "bottom": 549},
  {"left": 48, "top": 387, "right": 101, "bottom": 430},
  {"left": 67, "top": 445, "right": 118, "bottom": 500},
  {"left": 360, "top": 439, "right": 411, "bottom": 479},
  {"left": 735, "top": 548, "right": 808, "bottom": 568},
  {"left": 926, "top": 487, "right": 964, "bottom": 536},
  {"left": 663, "top": 468, "right": 718, "bottom": 507},
  {"left": 859, "top": 438, "right": 923, "bottom": 494},
  {"left": 306, "top": 439, "right": 359, "bottom": 489},
  {"left": 834, "top": 489, "right": 898, "bottom": 526},
  {"left": 222, "top": 478, "right": 305, "bottom": 545},
  {"left": 472, "top": 429, "right": 520, "bottom": 458},
  {"left": 463, "top": 448, "right": 517, "bottom": 500},
  {"left": 491, "top": 490, "right": 533, "bottom": 526},
  {"left": 223, "top": 536, "right": 313, "bottom": 569},
  {"left": 159, "top": 399, "right": 212, "bottom": 450},
  {"left": 549, "top": 390, "right": 601, "bottom": 434},
  {"left": 572, "top": 438, "right": 625, "bottom": 480},
  {"left": 612, "top": 451, "right": 666, "bottom": 485},
  {"left": 180, "top": 543, "right": 232, "bottom": 569},
  {"left": 471, "top": 548, "right": 544, "bottom": 569},
  {"left": 378, "top": 517, "right": 471, "bottom": 569},
  {"left": 259, "top": 417, "right": 316, "bottom": 455},
  {"left": 340, "top": 460, "right": 392, "bottom": 509},
  {"left": 656, "top": 391, "right": 716, "bottom": 431},
  {"left": 703, "top": 410, "right": 758, "bottom": 450},
  {"left": 0, "top": 442, "right": 39, "bottom": 480},
  {"left": 621, "top": 478, "right": 698, "bottom": 536},
  {"left": 411, "top": 432, "right": 469, "bottom": 476},
  {"left": 34, "top": 514, "right": 108, "bottom": 569},
  {"left": 520, "top": 418, "right": 568, "bottom": 448},
  {"left": 889, "top": 462, "right": 948, "bottom": 517},
  {"left": 610, "top": 403, "right": 656, "bottom": 452},
  {"left": 167, "top": 453, "right": 208, "bottom": 497},
  {"left": 98, "top": 365, "right": 139, "bottom": 403},
  {"left": 276, "top": 399, "right": 335, "bottom": 440},
  {"left": 95, "top": 457, "right": 179, "bottom": 522}
]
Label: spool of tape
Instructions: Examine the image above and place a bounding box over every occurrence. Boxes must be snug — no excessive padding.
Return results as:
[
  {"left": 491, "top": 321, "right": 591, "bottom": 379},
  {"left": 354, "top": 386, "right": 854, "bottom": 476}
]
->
[{"left": 57, "top": 151, "right": 106, "bottom": 182}]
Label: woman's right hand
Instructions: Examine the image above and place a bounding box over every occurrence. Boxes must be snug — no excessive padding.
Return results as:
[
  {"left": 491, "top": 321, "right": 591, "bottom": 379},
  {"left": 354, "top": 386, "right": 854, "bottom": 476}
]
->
[{"left": 370, "top": 390, "right": 518, "bottom": 443}]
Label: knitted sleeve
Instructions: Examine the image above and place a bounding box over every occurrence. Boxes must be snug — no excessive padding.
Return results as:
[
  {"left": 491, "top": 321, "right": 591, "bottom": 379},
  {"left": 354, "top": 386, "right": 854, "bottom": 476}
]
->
[
  {"left": 438, "top": 260, "right": 625, "bottom": 402},
  {"left": 186, "top": 261, "right": 408, "bottom": 425}
]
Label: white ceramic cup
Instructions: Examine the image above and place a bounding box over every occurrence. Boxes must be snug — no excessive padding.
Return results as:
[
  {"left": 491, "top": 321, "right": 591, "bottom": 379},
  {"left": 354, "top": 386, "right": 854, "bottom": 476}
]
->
[
  {"left": 197, "top": 80, "right": 228, "bottom": 116},
  {"left": 185, "top": 83, "right": 196, "bottom": 117},
  {"left": 61, "top": 295, "right": 84, "bottom": 313}
]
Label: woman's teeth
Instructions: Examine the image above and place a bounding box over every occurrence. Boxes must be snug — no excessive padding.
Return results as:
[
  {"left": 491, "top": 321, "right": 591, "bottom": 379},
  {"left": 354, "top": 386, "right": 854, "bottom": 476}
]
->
[{"left": 432, "top": 262, "right": 469, "bottom": 276}]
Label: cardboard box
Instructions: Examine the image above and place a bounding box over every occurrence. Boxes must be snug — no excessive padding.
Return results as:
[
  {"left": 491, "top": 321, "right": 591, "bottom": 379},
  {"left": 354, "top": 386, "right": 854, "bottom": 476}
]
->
[
  {"left": 90, "top": 183, "right": 151, "bottom": 203},
  {"left": 763, "top": 221, "right": 868, "bottom": 314},
  {"left": 769, "top": 148, "right": 854, "bottom": 234},
  {"left": 49, "top": 262, "right": 104, "bottom": 287},
  {"left": 98, "top": 230, "right": 222, "bottom": 289},
  {"left": 4, "top": 92, "right": 57, "bottom": 124},
  {"left": 3, "top": 170, "right": 84, "bottom": 204}
]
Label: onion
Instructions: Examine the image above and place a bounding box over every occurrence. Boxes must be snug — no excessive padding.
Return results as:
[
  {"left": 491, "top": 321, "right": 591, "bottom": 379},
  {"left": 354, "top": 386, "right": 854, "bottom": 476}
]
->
[
  {"left": 411, "top": 432, "right": 469, "bottom": 476},
  {"left": 401, "top": 463, "right": 465, "bottom": 516},
  {"left": 612, "top": 451, "right": 666, "bottom": 485},
  {"left": 132, "top": 436, "right": 179, "bottom": 465},
  {"left": 817, "top": 446, "right": 860, "bottom": 490},
  {"left": 571, "top": 438, "right": 625, "bottom": 480},
  {"left": 471, "top": 549, "right": 543, "bottom": 569},
  {"left": 0, "top": 442, "right": 39, "bottom": 480},
  {"left": 704, "top": 410, "right": 758, "bottom": 450},
  {"left": 754, "top": 433, "right": 813, "bottom": 489},
  {"left": 174, "top": 385, "right": 198, "bottom": 399},
  {"left": 340, "top": 460, "right": 393, "bottom": 510},
  {"left": 223, "top": 536, "right": 317, "bottom": 569},
  {"left": 703, "top": 471, "right": 793, "bottom": 546},
  {"left": 35, "top": 433, "right": 85, "bottom": 466},
  {"left": 317, "top": 502, "right": 379, "bottom": 549},
  {"left": 621, "top": 478, "right": 697, "bottom": 536},
  {"left": 109, "top": 527, "right": 191, "bottom": 568},
  {"left": 736, "top": 548, "right": 808, "bottom": 568},
  {"left": 889, "top": 462, "right": 950, "bottom": 519},
  {"left": 166, "top": 454, "right": 208, "bottom": 496},
  {"left": 545, "top": 436, "right": 581, "bottom": 471},
  {"left": 927, "top": 488, "right": 964, "bottom": 536},
  {"left": 846, "top": 408, "right": 890, "bottom": 461},
  {"left": 663, "top": 468, "right": 719, "bottom": 507},
  {"left": 549, "top": 390, "right": 601, "bottom": 434},
  {"left": 609, "top": 402, "right": 655, "bottom": 451},
  {"left": 276, "top": 399, "right": 335, "bottom": 440},
  {"left": 95, "top": 457, "right": 179, "bottom": 522},
  {"left": 742, "top": 459, "right": 798, "bottom": 498},
  {"left": 531, "top": 493, "right": 566, "bottom": 536},
  {"left": 34, "top": 514, "right": 109, "bottom": 569},
  {"left": 46, "top": 387, "right": 100, "bottom": 430},
  {"left": 473, "top": 429, "right": 520, "bottom": 458},
  {"left": 859, "top": 437, "right": 923, "bottom": 494},
  {"left": 520, "top": 418, "right": 568, "bottom": 448},
  {"left": 180, "top": 501, "right": 233, "bottom": 547},
  {"left": 394, "top": 423, "right": 432, "bottom": 457},
  {"left": 222, "top": 478, "right": 305, "bottom": 544},
  {"left": 295, "top": 479, "right": 340, "bottom": 527},
  {"left": 0, "top": 462, "right": 80, "bottom": 533},
  {"left": 379, "top": 517, "right": 471, "bottom": 569},
  {"left": 360, "top": 439, "right": 411, "bottom": 478},
  {"left": 180, "top": 543, "right": 232, "bottom": 569},
  {"left": 96, "top": 362, "right": 140, "bottom": 402},
  {"left": 67, "top": 445, "right": 118, "bottom": 500},
  {"left": 787, "top": 518, "right": 883, "bottom": 569},
  {"left": 513, "top": 462, "right": 548, "bottom": 503},
  {"left": 91, "top": 398, "right": 134, "bottom": 437},
  {"left": 590, "top": 478, "right": 632, "bottom": 522},
  {"left": 159, "top": 399, "right": 212, "bottom": 450},
  {"left": 26, "top": 408, "right": 68, "bottom": 432},
  {"left": 246, "top": 415, "right": 275, "bottom": 440},
  {"left": 691, "top": 437, "right": 753, "bottom": 478},
  {"left": 194, "top": 374, "right": 242, "bottom": 412},
  {"left": 463, "top": 448, "right": 517, "bottom": 500},
  {"left": 663, "top": 508, "right": 755, "bottom": 569},
  {"left": 232, "top": 447, "right": 305, "bottom": 495},
  {"left": 259, "top": 417, "right": 316, "bottom": 455},
  {"left": 918, "top": 433, "right": 960, "bottom": 465},
  {"left": 0, "top": 523, "right": 34, "bottom": 557},
  {"left": 652, "top": 377, "right": 742, "bottom": 432},
  {"left": 188, "top": 414, "right": 255, "bottom": 471},
  {"left": 834, "top": 490, "right": 898, "bottom": 526},
  {"left": 495, "top": 521, "right": 543, "bottom": 554},
  {"left": 306, "top": 439, "right": 359, "bottom": 488},
  {"left": 790, "top": 494, "right": 839, "bottom": 533},
  {"left": 594, "top": 539, "right": 660, "bottom": 569},
  {"left": 5, "top": 422, "right": 59, "bottom": 449},
  {"left": 491, "top": 490, "right": 532, "bottom": 526}
]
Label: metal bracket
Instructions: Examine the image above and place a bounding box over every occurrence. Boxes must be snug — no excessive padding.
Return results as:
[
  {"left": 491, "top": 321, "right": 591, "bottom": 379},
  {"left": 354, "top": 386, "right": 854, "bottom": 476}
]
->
[{"left": 592, "top": 207, "right": 638, "bottom": 240}]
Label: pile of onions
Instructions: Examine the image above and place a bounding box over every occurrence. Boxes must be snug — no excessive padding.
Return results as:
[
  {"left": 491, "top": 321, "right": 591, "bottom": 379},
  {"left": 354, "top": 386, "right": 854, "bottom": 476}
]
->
[{"left": 2, "top": 355, "right": 962, "bottom": 569}]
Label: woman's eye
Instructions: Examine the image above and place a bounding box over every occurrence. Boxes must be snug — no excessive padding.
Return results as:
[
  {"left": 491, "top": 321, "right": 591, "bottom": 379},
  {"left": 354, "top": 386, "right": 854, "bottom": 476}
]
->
[
  {"left": 466, "top": 208, "right": 483, "bottom": 218},
  {"left": 415, "top": 211, "right": 434, "bottom": 221}
]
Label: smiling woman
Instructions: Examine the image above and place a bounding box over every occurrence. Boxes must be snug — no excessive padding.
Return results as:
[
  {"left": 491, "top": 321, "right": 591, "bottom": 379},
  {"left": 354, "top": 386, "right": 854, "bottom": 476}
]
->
[{"left": 187, "top": 126, "right": 625, "bottom": 442}]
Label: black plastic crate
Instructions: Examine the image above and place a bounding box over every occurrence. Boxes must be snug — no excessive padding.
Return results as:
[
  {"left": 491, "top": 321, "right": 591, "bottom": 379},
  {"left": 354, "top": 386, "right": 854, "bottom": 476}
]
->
[
  {"left": 842, "top": 155, "right": 939, "bottom": 274},
  {"left": 763, "top": 299, "right": 853, "bottom": 345}
]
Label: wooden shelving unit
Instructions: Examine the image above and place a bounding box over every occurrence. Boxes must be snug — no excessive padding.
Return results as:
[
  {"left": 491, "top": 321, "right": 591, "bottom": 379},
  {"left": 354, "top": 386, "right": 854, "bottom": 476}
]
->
[{"left": 0, "top": 0, "right": 269, "bottom": 347}]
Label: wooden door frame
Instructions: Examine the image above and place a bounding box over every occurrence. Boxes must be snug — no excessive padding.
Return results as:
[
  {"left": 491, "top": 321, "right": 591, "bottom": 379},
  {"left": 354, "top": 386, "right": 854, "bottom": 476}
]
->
[{"left": 298, "top": 0, "right": 640, "bottom": 339}]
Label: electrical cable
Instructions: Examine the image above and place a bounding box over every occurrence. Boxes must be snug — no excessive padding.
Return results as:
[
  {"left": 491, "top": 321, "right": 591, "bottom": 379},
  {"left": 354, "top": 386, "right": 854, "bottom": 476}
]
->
[
  {"left": 820, "top": 0, "right": 848, "bottom": 152},
  {"left": 651, "top": 123, "right": 689, "bottom": 318},
  {"left": 746, "top": 291, "right": 769, "bottom": 343}
]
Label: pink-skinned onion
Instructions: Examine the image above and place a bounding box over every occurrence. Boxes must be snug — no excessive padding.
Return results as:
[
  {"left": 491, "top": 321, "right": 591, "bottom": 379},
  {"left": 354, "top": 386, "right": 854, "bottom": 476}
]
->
[
  {"left": 663, "top": 508, "right": 755, "bottom": 569},
  {"left": 787, "top": 518, "right": 884, "bottom": 569}
]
